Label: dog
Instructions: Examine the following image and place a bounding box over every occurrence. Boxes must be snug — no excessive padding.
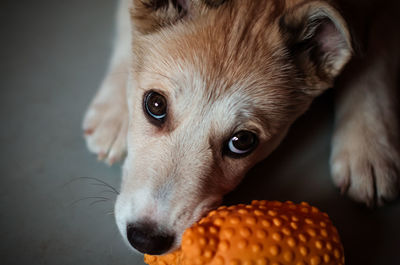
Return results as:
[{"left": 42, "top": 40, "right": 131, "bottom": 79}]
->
[{"left": 83, "top": 0, "right": 400, "bottom": 255}]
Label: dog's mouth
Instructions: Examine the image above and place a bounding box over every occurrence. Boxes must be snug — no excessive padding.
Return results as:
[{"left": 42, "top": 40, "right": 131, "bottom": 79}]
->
[{"left": 171, "top": 196, "right": 223, "bottom": 246}]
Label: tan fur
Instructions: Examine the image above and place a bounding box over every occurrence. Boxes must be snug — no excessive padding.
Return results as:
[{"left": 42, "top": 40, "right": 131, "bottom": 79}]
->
[{"left": 83, "top": 0, "right": 400, "bottom": 254}]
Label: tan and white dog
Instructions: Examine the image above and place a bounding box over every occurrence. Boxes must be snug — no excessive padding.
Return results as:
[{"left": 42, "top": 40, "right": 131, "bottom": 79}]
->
[{"left": 83, "top": 0, "right": 400, "bottom": 255}]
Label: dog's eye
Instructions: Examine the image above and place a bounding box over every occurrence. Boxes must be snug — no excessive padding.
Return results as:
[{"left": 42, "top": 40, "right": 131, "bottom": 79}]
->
[
  {"left": 144, "top": 91, "right": 167, "bottom": 123},
  {"left": 226, "top": 131, "right": 258, "bottom": 157}
]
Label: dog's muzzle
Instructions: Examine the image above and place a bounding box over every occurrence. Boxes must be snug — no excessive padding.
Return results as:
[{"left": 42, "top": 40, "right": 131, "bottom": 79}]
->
[{"left": 126, "top": 221, "right": 175, "bottom": 255}]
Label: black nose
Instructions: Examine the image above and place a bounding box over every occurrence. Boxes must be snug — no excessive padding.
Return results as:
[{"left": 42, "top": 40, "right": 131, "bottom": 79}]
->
[{"left": 126, "top": 223, "right": 175, "bottom": 255}]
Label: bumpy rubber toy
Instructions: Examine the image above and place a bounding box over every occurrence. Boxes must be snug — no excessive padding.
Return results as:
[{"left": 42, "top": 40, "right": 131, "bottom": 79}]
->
[{"left": 144, "top": 200, "right": 344, "bottom": 265}]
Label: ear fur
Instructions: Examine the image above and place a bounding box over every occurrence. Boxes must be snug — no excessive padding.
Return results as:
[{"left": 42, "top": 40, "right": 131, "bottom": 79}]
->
[
  {"left": 202, "top": 0, "right": 226, "bottom": 7},
  {"left": 131, "top": 0, "right": 188, "bottom": 34},
  {"left": 281, "top": 1, "right": 353, "bottom": 95},
  {"left": 132, "top": 0, "right": 226, "bottom": 34}
]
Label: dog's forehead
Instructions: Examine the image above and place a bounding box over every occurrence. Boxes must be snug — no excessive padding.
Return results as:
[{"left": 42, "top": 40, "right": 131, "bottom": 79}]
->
[
  {"left": 133, "top": 0, "right": 309, "bottom": 133},
  {"left": 135, "top": 0, "right": 289, "bottom": 82}
]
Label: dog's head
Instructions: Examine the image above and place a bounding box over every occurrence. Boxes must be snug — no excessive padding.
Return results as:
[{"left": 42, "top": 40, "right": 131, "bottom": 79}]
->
[{"left": 115, "top": 0, "right": 352, "bottom": 255}]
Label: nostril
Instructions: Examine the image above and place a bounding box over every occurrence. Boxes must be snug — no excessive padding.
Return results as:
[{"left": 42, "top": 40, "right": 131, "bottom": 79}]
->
[{"left": 126, "top": 223, "right": 175, "bottom": 255}]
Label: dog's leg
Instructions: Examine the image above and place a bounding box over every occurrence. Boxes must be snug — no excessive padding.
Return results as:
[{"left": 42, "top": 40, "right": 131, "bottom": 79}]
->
[
  {"left": 330, "top": 9, "right": 400, "bottom": 206},
  {"left": 82, "top": 0, "right": 132, "bottom": 165}
]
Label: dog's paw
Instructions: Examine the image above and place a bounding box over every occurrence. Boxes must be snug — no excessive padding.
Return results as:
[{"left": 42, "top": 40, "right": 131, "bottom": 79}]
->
[
  {"left": 330, "top": 126, "right": 400, "bottom": 207},
  {"left": 83, "top": 88, "right": 128, "bottom": 165}
]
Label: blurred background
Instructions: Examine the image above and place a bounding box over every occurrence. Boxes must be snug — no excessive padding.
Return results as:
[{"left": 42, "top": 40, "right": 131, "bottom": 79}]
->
[{"left": 0, "top": 1, "right": 399, "bottom": 264}]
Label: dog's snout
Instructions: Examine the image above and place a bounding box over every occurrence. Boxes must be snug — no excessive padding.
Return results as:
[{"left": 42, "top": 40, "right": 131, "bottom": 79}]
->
[{"left": 126, "top": 222, "right": 175, "bottom": 255}]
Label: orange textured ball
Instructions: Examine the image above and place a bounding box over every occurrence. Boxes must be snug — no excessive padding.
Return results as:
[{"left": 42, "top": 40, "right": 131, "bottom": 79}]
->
[{"left": 144, "top": 200, "right": 344, "bottom": 265}]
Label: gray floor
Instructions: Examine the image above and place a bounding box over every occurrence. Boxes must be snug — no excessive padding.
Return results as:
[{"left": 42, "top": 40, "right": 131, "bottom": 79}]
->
[{"left": 0, "top": 1, "right": 399, "bottom": 265}]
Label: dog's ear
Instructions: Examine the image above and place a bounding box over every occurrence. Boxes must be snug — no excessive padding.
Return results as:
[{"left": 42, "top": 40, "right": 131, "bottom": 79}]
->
[
  {"left": 202, "top": 0, "right": 226, "bottom": 7},
  {"left": 132, "top": 0, "right": 226, "bottom": 34},
  {"left": 132, "top": 0, "right": 188, "bottom": 34},
  {"left": 281, "top": 1, "right": 353, "bottom": 95}
]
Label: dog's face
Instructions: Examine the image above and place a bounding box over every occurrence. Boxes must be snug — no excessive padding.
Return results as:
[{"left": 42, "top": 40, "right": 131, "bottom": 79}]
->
[{"left": 115, "top": 0, "right": 352, "bottom": 255}]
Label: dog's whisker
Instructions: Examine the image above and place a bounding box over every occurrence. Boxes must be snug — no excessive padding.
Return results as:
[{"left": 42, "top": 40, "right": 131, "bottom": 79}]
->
[
  {"left": 99, "top": 189, "right": 119, "bottom": 195},
  {"left": 89, "top": 199, "right": 110, "bottom": 206},
  {"left": 62, "top": 177, "right": 119, "bottom": 195},
  {"left": 90, "top": 183, "right": 119, "bottom": 195},
  {"left": 79, "top": 177, "right": 120, "bottom": 195},
  {"left": 69, "top": 196, "right": 111, "bottom": 207}
]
